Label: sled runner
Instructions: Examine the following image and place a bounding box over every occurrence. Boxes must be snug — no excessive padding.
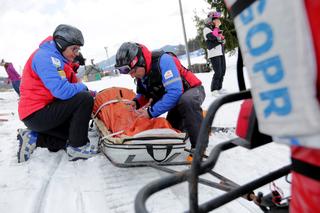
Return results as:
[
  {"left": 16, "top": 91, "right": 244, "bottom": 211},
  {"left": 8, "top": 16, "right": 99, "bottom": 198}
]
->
[{"left": 93, "top": 87, "right": 189, "bottom": 167}]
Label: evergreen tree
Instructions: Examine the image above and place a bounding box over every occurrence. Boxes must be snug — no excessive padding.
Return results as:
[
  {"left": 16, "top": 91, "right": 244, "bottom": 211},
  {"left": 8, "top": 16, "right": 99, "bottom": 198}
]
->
[
  {"left": 194, "top": 15, "right": 207, "bottom": 56},
  {"left": 187, "top": 37, "right": 201, "bottom": 52}
]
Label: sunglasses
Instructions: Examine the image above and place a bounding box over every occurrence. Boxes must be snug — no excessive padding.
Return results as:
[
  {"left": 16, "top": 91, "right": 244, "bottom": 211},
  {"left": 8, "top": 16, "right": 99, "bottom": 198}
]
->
[
  {"left": 70, "top": 46, "right": 81, "bottom": 54},
  {"left": 115, "top": 65, "right": 132, "bottom": 74},
  {"left": 115, "top": 56, "right": 139, "bottom": 74}
]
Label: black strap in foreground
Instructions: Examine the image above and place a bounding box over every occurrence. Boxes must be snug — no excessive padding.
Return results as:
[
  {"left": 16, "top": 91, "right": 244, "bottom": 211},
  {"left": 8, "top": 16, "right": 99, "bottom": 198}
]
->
[
  {"left": 237, "top": 47, "right": 246, "bottom": 91},
  {"left": 291, "top": 158, "right": 320, "bottom": 181},
  {"left": 230, "top": 0, "right": 257, "bottom": 18}
]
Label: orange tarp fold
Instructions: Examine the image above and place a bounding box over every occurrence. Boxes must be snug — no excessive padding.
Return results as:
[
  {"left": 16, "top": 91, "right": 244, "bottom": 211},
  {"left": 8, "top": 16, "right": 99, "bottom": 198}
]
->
[{"left": 93, "top": 87, "right": 177, "bottom": 137}]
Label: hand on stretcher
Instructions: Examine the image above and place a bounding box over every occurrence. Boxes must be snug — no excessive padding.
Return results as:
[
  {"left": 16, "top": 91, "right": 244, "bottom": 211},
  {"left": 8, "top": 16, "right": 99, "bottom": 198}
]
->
[{"left": 132, "top": 99, "right": 153, "bottom": 118}]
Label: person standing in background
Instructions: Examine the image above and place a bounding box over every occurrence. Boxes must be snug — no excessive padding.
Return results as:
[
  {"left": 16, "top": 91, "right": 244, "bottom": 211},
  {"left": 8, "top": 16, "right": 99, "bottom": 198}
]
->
[
  {"left": 0, "top": 59, "right": 21, "bottom": 96},
  {"left": 203, "top": 12, "right": 227, "bottom": 96}
]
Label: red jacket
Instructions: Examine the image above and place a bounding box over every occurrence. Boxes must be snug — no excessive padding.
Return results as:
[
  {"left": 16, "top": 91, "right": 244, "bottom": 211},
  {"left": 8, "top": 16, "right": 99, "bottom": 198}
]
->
[{"left": 18, "top": 36, "right": 86, "bottom": 120}]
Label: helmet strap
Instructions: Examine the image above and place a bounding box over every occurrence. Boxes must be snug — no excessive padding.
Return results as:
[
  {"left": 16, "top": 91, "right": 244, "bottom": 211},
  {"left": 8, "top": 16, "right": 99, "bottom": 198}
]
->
[
  {"left": 136, "top": 47, "right": 145, "bottom": 67},
  {"left": 54, "top": 37, "right": 71, "bottom": 53}
]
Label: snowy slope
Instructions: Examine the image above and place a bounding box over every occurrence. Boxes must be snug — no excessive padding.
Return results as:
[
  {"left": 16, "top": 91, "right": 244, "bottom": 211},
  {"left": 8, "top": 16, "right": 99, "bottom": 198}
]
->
[{"left": 0, "top": 53, "right": 291, "bottom": 213}]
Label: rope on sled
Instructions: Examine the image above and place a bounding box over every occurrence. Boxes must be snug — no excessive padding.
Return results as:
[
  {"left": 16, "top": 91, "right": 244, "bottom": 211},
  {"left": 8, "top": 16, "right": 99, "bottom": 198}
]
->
[
  {"left": 101, "top": 130, "right": 125, "bottom": 139},
  {"left": 92, "top": 99, "right": 132, "bottom": 119}
]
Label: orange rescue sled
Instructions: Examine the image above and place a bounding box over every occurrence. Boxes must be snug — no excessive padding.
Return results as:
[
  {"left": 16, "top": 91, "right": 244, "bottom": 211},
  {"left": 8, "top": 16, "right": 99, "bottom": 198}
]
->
[{"left": 93, "top": 87, "right": 188, "bottom": 166}]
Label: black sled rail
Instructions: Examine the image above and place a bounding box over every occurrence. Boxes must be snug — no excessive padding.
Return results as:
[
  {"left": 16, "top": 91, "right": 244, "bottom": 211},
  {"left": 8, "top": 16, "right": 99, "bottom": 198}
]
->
[{"left": 135, "top": 90, "right": 291, "bottom": 213}]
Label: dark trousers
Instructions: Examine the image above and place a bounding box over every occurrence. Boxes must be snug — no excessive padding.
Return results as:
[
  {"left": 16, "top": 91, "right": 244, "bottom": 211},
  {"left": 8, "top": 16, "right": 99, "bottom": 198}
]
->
[
  {"left": 12, "top": 80, "right": 20, "bottom": 96},
  {"left": 166, "top": 86, "right": 206, "bottom": 148},
  {"left": 23, "top": 91, "right": 94, "bottom": 152},
  {"left": 210, "top": 55, "right": 226, "bottom": 91}
]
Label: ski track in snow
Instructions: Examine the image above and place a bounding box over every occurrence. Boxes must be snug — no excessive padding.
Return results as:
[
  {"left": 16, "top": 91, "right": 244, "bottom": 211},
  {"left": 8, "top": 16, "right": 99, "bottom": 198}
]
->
[
  {"left": 0, "top": 90, "right": 291, "bottom": 213},
  {"left": 34, "top": 153, "right": 64, "bottom": 213}
]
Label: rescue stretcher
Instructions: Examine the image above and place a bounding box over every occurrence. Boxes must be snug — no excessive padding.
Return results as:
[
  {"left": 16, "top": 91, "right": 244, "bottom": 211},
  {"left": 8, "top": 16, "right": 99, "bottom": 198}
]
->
[{"left": 92, "top": 87, "right": 190, "bottom": 167}]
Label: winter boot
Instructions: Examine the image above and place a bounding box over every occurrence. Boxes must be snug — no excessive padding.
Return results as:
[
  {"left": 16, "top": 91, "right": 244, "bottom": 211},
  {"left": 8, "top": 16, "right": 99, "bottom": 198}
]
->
[
  {"left": 186, "top": 148, "right": 208, "bottom": 163},
  {"left": 211, "top": 90, "right": 219, "bottom": 97},
  {"left": 17, "top": 129, "right": 38, "bottom": 163},
  {"left": 186, "top": 154, "right": 193, "bottom": 162},
  {"left": 186, "top": 148, "right": 195, "bottom": 162},
  {"left": 66, "top": 142, "right": 98, "bottom": 161}
]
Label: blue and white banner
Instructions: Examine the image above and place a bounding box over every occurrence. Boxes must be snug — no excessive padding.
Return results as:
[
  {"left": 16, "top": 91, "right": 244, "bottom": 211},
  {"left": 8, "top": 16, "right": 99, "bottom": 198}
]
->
[{"left": 225, "top": 0, "right": 320, "bottom": 146}]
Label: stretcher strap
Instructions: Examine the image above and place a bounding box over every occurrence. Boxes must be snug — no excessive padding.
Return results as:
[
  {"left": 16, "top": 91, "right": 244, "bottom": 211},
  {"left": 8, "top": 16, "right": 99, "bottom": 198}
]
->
[
  {"left": 92, "top": 99, "right": 132, "bottom": 118},
  {"left": 101, "top": 130, "right": 125, "bottom": 139}
]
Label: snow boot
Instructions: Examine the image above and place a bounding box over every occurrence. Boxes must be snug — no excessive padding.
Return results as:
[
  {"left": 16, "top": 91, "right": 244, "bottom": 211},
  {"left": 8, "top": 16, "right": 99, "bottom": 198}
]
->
[
  {"left": 186, "top": 148, "right": 208, "bottom": 163},
  {"left": 17, "top": 129, "right": 38, "bottom": 163},
  {"left": 66, "top": 142, "right": 98, "bottom": 161},
  {"left": 211, "top": 90, "right": 220, "bottom": 97},
  {"left": 186, "top": 154, "right": 193, "bottom": 162}
]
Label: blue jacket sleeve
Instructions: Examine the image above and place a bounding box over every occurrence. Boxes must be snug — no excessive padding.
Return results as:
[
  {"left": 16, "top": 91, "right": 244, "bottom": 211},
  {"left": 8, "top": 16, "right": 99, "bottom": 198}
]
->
[
  {"left": 149, "top": 54, "right": 183, "bottom": 117},
  {"left": 32, "top": 51, "right": 87, "bottom": 100}
]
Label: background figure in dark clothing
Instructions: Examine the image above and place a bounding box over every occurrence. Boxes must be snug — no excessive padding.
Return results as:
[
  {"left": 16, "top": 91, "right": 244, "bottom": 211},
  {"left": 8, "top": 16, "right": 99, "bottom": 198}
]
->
[
  {"left": 0, "top": 59, "right": 21, "bottom": 96},
  {"left": 203, "top": 12, "right": 227, "bottom": 96}
]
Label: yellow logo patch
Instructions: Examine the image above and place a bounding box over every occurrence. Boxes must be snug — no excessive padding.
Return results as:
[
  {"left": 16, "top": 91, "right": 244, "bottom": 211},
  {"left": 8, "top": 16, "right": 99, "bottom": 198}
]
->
[{"left": 58, "top": 70, "right": 66, "bottom": 79}]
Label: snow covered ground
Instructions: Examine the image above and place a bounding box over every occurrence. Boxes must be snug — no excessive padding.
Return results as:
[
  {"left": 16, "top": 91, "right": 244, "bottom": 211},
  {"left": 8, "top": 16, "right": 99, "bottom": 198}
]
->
[{"left": 0, "top": 53, "right": 291, "bottom": 213}]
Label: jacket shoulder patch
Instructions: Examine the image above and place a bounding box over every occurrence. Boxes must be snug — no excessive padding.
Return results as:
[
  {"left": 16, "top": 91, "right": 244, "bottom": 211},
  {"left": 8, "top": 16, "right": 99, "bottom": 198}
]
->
[
  {"left": 164, "top": 70, "right": 173, "bottom": 80},
  {"left": 51, "top": 57, "right": 61, "bottom": 68}
]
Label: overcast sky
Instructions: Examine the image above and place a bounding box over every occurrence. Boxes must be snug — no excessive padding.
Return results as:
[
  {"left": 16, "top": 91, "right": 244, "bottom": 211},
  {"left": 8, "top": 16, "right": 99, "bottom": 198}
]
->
[{"left": 0, "top": 0, "right": 210, "bottom": 73}]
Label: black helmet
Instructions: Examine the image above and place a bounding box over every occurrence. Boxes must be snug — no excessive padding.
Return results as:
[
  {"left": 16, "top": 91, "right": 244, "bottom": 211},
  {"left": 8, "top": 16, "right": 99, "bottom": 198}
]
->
[
  {"left": 115, "top": 42, "right": 145, "bottom": 74},
  {"left": 53, "top": 24, "right": 84, "bottom": 52}
]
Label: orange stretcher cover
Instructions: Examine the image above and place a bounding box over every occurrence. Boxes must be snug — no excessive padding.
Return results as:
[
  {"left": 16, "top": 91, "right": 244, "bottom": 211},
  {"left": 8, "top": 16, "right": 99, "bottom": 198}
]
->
[{"left": 93, "top": 87, "right": 178, "bottom": 137}]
